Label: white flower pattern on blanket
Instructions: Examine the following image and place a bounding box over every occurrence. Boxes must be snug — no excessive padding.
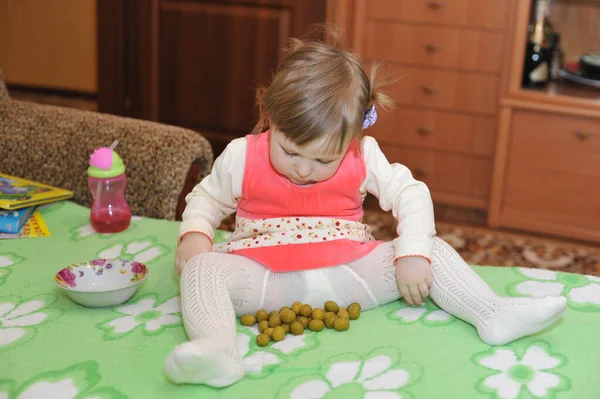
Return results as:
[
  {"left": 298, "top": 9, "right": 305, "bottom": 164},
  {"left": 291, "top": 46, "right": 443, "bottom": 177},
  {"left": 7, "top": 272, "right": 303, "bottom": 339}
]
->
[
  {"left": 237, "top": 334, "right": 279, "bottom": 375},
  {"left": 0, "top": 294, "right": 62, "bottom": 351},
  {"left": 277, "top": 347, "right": 421, "bottom": 399},
  {"left": 237, "top": 325, "right": 320, "bottom": 378},
  {"left": 0, "top": 253, "right": 24, "bottom": 288},
  {"left": 509, "top": 268, "right": 600, "bottom": 311},
  {"left": 0, "top": 361, "right": 126, "bottom": 398},
  {"left": 474, "top": 342, "right": 569, "bottom": 399},
  {"left": 388, "top": 298, "right": 455, "bottom": 326},
  {"left": 96, "top": 293, "right": 181, "bottom": 340},
  {"left": 96, "top": 235, "right": 170, "bottom": 264}
]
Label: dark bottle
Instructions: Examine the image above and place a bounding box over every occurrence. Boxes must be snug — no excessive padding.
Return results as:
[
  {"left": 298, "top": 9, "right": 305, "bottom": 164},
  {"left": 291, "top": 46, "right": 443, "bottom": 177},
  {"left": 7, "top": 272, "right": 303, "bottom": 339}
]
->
[
  {"left": 549, "top": 32, "right": 564, "bottom": 81},
  {"left": 522, "top": 0, "right": 550, "bottom": 88}
]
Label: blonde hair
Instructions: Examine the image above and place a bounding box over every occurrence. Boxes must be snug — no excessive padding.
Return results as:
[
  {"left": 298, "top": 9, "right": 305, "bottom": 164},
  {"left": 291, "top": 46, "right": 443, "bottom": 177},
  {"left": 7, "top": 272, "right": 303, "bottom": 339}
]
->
[{"left": 252, "top": 26, "right": 393, "bottom": 154}]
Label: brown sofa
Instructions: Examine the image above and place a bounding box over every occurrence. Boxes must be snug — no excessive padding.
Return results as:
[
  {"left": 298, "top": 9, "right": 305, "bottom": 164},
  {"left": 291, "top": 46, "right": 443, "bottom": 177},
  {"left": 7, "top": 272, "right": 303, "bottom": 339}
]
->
[{"left": 0, "top": 71, "right": 213, "bottom": 220}]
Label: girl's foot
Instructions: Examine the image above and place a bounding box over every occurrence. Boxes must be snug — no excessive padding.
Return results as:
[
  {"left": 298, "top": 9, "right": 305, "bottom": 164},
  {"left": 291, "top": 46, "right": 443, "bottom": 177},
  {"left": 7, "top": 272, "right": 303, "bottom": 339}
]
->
[
  {"left": 477, "top": 296, "right": 567, "bottom": 346},
  {"left": 164, "top": 338, "right": 245, "bottom": 387}
]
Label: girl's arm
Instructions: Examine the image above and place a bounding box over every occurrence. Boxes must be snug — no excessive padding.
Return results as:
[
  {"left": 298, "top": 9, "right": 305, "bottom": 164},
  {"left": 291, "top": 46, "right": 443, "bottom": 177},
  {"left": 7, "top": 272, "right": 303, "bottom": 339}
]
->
[
  {"left": 361, "top": 136, "right": 436, "bottom": 262},
  {"left": 178, "top": 138, "right": 247, "bottom": 244}
]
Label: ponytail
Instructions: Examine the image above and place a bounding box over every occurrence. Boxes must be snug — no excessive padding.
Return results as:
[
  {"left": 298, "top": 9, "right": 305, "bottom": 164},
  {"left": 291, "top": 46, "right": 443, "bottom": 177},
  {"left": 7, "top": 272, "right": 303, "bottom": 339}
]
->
[
  {"left": 251, "top": 86, "right": 269, "bottom": 135},
  {"left": 367, "top": 61, "right": 395, "bottom": 112}
]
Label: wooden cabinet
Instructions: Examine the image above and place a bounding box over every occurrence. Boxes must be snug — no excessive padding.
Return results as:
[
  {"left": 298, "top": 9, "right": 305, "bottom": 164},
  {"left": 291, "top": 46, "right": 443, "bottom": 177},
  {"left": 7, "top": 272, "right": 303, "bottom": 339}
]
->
[
  {"left": 386, "top": 146, "right": 492, "bottom": 209},
  {"left": 384, "top": 65, "right": 501, "bottom": 115},
  {"left": 488, "top": 0, "right": 600, "bottom": 243},
  {"left": 365, "top": 21, "right": 506, "bottom": 73},
  {"left": 366, "top": 0, "right": 511, "bottom": 30},
  {"left": 354, "top": 0, "right": 513, "bottom": 209},
  {"left": 352, "top": 0, "right": 600, "bottom": 244},
  {"left": 374, "top": 108, "right": 496, "bottom": 157},
  {"left": 498, "top": 110, "right": 600, "bottom": 241},
  {"left": 98, "top": 0, "right": 326, "bottom": 155}
]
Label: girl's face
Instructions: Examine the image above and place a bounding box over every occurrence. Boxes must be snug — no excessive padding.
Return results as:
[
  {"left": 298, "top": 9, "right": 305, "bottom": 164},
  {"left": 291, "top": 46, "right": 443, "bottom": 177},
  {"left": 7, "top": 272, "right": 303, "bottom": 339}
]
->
[{"left": 269, "top": 130, "right": 348, "bottom": 186}]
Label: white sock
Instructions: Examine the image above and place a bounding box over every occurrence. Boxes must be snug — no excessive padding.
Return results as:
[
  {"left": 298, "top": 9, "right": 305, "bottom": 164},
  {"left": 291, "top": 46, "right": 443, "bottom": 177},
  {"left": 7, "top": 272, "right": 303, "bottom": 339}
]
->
[
  {"left": 165, "top": 340, "right": 244, "bottom": 387},
  {"left": 429, "top": 237, "right": 567, "bottom": 345},
  {"left": 164, "top": 253, "right": 265, "bottom": 387}
]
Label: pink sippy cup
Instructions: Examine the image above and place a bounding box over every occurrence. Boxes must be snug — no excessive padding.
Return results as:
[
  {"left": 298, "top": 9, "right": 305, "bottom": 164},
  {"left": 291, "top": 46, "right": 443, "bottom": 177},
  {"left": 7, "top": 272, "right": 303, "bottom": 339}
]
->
[{"left": 87, "top": 141, "right": 132, "bottom": 233}]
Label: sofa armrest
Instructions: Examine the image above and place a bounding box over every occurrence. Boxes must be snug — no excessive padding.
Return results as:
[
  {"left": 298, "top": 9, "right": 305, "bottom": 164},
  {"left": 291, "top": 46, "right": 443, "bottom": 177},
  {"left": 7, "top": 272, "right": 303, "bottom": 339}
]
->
[
  {"left": 0, "top": 100, "right": 213, "bottom": 220},
  {"left": 177, "top": 158, "right": 204, "bottom": 221},
  {"left": 0, "top": 71, "right": 10, "bottom": 102}
]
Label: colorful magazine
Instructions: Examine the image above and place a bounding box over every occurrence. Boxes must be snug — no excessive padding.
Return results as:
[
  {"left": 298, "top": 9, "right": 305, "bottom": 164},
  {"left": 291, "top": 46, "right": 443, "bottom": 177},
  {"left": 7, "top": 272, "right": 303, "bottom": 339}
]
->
[
  {"left": 0, "top": 210, "right": 51, "bottom": 239},
  {"left": 0, "top": 173, "right": 73, "bottom": 210},
  {"left": 0, "top": 206, "right": 35, "bottom": 233}
]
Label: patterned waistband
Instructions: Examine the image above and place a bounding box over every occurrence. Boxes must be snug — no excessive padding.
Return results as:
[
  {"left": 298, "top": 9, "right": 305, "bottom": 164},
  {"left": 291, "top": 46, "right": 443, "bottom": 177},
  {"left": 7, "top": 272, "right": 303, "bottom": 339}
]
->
[{"left": 214, "top": 216, "right": 375, "bottom": 252}]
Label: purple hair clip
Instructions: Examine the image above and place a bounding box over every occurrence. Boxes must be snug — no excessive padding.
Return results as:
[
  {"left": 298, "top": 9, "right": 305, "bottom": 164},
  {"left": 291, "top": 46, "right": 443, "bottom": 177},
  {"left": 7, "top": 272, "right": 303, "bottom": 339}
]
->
[{"left": 363, "top": 105, "right": 378, "bottom": 129}]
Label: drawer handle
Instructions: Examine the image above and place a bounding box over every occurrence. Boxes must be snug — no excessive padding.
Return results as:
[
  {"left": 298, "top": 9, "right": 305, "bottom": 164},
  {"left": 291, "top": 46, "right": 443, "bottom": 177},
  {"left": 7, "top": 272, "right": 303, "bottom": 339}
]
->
[
  {"left": 574, "top": 130, "right": 593, "bottom": 140},
  {"left": 415, "top": 168, "right": 431, "bottom": 178},
  {"left": 427, "top": 1, "right": 445, "bottom": 9},
  {"left": 417, "top": 127, "right": 434, "bottom": 136},
  {"left": 421, "top": 85, "right": 438, "bottom": 95},
  {"left": 424, "top": 44, "right": 439, "bottom": 53}
]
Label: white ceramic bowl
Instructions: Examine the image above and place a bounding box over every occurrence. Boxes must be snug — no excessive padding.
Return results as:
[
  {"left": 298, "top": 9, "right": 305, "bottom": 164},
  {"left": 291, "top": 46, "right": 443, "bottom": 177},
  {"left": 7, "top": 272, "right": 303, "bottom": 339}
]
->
[{"left": 54, "top": 259, "right": 148, "bottom": 307}]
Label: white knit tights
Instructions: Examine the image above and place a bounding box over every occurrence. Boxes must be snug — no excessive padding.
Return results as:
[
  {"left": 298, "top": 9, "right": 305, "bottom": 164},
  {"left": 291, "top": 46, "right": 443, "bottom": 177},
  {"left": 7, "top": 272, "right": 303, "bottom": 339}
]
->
[{"left": 164, "top": 238, "right": 566, "bottom": 387}]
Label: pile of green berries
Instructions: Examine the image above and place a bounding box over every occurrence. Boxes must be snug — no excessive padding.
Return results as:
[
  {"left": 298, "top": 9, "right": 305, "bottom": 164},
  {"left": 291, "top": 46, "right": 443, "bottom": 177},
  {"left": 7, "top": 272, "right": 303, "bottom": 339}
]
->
[{"left": 240, "top": 300, "right": 362, "bottom": 347}]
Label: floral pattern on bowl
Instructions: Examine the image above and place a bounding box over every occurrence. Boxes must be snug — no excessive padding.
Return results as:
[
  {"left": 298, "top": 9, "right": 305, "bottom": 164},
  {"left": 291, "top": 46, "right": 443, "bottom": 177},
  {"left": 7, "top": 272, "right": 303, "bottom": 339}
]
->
[
  {"left": 54, "top": 259, "right": 148, "bottom": 307},
  {"left": 54, "top": 259, "right": 148, "bottom": 308},
  {"left": 55, "top": 259, "right": 147, "bottom": 291}
]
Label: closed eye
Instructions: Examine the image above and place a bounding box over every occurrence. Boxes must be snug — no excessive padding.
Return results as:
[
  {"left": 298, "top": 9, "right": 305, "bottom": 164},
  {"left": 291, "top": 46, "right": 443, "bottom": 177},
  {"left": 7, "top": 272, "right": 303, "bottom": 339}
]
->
[
  {"left": 281, "top": 146, "right": 297, "bottom": 157},
  {"left": 280, "top": 144, "right": 335, "bottom": 165}
]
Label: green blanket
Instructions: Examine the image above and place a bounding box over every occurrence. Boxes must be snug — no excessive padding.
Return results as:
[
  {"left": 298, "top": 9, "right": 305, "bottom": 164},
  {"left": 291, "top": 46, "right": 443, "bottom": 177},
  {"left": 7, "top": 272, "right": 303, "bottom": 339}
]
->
[{"left": 1, "top": 201, "right": 599, "bottom": 399}]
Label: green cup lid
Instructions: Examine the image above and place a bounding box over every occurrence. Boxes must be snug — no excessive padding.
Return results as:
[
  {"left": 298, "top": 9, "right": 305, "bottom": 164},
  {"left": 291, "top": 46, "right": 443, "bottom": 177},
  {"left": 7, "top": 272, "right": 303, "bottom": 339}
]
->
[{"left": 87, "top": 147, "right": 126, "bottom": 178}]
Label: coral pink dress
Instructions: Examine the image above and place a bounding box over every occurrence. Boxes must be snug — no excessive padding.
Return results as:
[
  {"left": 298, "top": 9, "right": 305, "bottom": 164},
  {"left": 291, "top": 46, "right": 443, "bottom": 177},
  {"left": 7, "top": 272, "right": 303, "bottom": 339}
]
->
[{"left": 213, "top": 131, "right": 381, "bottom": 272}]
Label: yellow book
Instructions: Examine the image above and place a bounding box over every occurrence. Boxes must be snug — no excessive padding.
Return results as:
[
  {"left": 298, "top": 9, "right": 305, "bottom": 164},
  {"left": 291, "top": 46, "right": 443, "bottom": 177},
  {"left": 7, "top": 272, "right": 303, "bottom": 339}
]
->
[
  {"left": 0, "top": 173, "right": 73, "bottom": 210},
  {"left": 0, "top": 211, "right": 51, "bottom": 239}
]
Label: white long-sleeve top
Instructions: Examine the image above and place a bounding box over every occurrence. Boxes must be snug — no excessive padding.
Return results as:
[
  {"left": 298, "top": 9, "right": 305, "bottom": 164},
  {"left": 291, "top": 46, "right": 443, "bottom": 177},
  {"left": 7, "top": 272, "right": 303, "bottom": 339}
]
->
[{"left": 180, "top": 135, "right": 436, "bottom": 261}]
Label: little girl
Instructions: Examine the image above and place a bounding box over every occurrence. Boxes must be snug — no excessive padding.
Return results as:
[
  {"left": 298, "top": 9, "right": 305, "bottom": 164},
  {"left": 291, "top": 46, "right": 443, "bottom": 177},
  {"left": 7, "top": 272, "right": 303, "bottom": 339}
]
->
[{"left": 165, "top": 33, "right": 567, "bottom": 388}]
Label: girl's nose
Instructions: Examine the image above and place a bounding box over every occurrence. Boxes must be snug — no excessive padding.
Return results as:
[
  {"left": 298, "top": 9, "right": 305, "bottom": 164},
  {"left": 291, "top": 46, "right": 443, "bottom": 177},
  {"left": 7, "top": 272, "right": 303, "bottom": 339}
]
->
[{"left": 295, "top": 163, "right": 311, "bottom": 178}]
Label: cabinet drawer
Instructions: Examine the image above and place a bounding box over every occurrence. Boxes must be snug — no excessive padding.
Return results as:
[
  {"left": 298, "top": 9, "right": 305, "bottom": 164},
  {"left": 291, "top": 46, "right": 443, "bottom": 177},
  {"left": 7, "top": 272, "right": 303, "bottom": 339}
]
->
[
  {"left": 366, "top": 21, "right": 505, "bottom": 74},
  {"left": 367, "top": 0, "right": 511, "bottom": 30},
  {"left": 502, "top": 110, "right": 600, "bottom": 235},
  {"left": 387, "top": 65, "right": 500, "bottom": 115},
  {"left": 371, "top": 108, "right": 496, "bottom": 157},
  {"left": 385, "top": 146, "right": 492, "bottom": 202}
]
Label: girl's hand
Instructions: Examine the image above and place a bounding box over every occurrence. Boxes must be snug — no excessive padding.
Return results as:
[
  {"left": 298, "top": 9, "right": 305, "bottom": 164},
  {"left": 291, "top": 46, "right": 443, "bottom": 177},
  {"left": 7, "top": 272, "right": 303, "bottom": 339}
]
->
[
  {"left": 175, "top": 233, "right": 212, "bottom": 275},
  {"left": 394, "top": 256, "right": 433, "bottom": 305}
]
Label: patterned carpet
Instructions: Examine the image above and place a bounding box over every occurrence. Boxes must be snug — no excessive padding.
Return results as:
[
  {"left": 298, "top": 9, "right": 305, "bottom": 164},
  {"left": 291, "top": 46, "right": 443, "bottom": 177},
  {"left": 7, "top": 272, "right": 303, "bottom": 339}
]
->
[{"left": 219, "top": 211, "right": 600, "bottom": 277}]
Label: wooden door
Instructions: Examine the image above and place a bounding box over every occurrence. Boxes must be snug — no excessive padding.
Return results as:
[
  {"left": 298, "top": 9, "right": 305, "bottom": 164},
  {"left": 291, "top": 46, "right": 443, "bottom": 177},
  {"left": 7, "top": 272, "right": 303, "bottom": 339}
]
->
[
  {"left": 98, "top": 0, "right": 327, "bottom": 156},
  {"left": 0, "top": 0, "right": 97, "bottom": 92}
]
